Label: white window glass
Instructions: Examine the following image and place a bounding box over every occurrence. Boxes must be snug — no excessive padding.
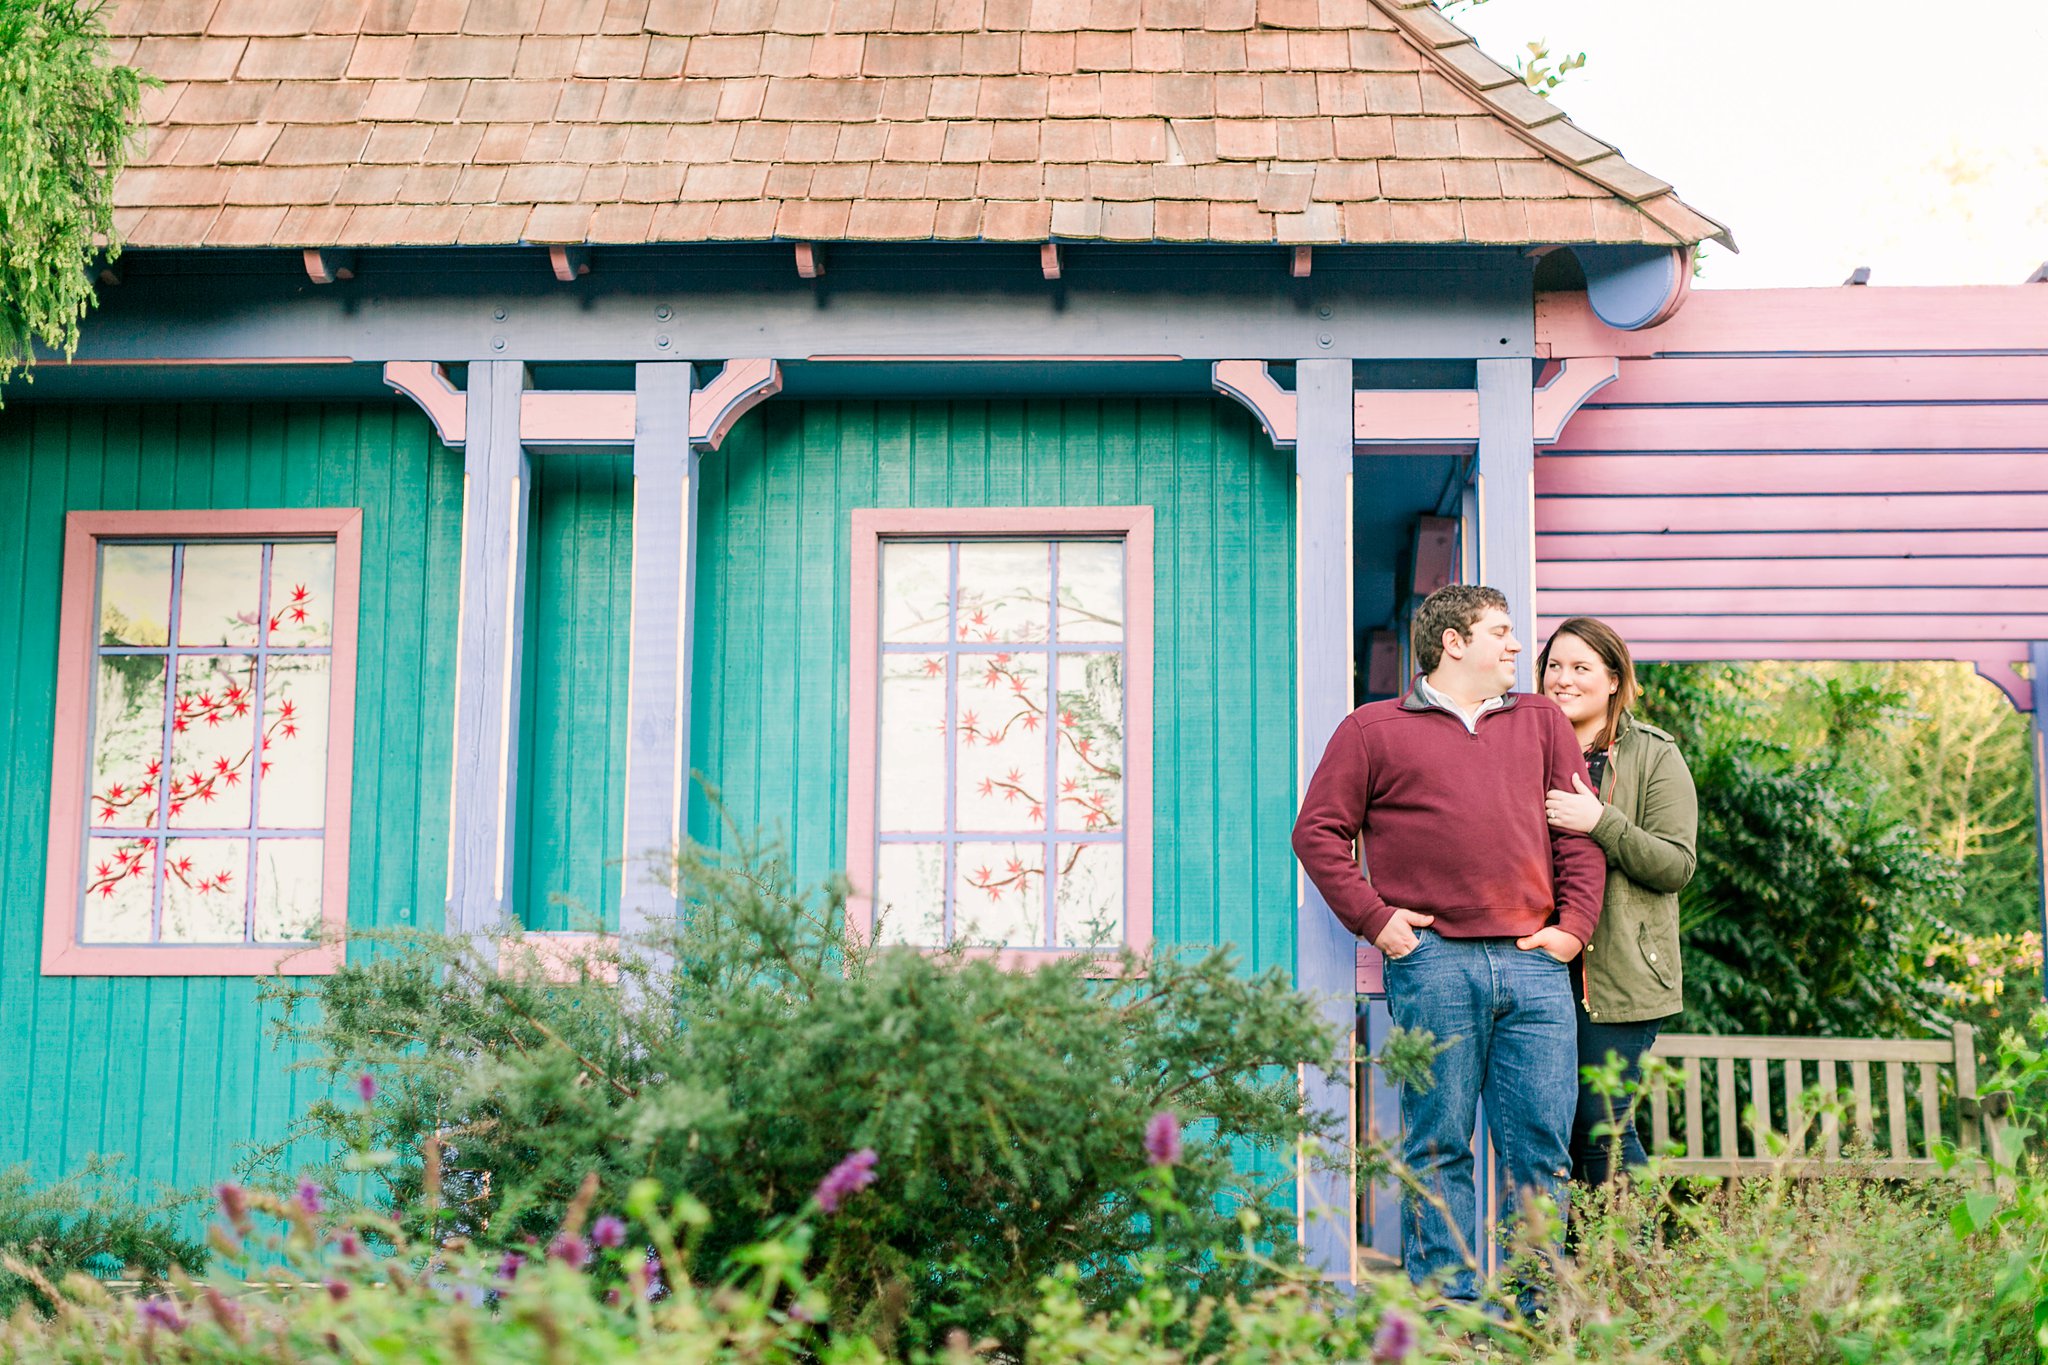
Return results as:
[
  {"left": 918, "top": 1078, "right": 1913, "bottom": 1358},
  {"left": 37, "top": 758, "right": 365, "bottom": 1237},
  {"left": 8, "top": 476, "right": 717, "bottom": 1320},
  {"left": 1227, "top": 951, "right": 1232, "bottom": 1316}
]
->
[
  {"left": 871, "top": 537, "right": 1128, "bottom": 950},
  {"left": 76, "top": 539, "right": 337, "bottom": 948}
]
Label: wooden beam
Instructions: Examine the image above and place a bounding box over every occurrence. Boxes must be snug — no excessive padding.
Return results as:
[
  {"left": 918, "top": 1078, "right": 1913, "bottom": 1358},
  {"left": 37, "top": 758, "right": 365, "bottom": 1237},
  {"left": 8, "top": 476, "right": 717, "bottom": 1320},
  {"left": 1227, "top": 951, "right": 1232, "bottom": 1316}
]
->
[
  {"left": 1295, "top": 356, "right": 1358, "bottom": 1286},
  {"left": 446, "top": 361, "right": 531, "bottom": 948},
  {"left": 620, "top": 362, "right": 697, "bottom": 972},
  {"left": 302, "top": 248, "right": 355, "bottom": 284},
  {"left": 382, "top": 360, "right": 467, "bottom": 446},
  {"left": 1477, "top": 356, "right": 1536, "bottom": 686},
  {"left": 794, "top": 242, "right": 824, "bottom": 279},
  {"left": 688, "top": 358, "right": 782, "bottom": 450},
  {"left": 1040, "top": 242, "right": 1061, "bottom": 280},
  {"left": 1291, "top": 245, "right": 1312, "bottom": 278},
  {"left": 549, "top": 245, "right": 590, "bottom": 281}
]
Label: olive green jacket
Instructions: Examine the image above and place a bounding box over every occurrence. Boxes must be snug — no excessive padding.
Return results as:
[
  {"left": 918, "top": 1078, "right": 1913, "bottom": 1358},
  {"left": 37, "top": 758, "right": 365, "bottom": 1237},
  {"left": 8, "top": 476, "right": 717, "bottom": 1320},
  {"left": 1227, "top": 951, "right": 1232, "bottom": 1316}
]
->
[{"left": 1583, "top": 712, "right": 1698, "bottom": 1023}]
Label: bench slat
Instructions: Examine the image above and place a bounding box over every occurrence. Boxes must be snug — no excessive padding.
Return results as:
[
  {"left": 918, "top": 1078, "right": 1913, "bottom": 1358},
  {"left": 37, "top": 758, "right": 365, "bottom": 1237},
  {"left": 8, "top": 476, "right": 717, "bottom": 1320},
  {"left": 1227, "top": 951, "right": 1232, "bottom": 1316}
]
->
[
  {"left": 1718, "top": 1057, "right": 1739, "bottom": 1162},
  {"left": 1683, "top": 1056, "right": 1703, "bottom": 1161},
  {"left": 1918, "top": 1062, "right": 1941, "bottom": 1160},
  {"left": 1749, "top": 1057, "right": 1771, "bottom": 1158},
  {"left": 1818, "top": 1058, "right": 1841, "bottom": 1158},
  {"left": 1652, "top": 1034, "right": 1953, "bottom": 1063},
  {"left": 1783, "top": 1058, "right": 1803, "bottom": 1155},
  {"left": 1851, "top": 1061, "right": 1874, "bottom": 1148},
  {"left": 1885, "top": 1061, "right": 1909, "bottom": 1161}
]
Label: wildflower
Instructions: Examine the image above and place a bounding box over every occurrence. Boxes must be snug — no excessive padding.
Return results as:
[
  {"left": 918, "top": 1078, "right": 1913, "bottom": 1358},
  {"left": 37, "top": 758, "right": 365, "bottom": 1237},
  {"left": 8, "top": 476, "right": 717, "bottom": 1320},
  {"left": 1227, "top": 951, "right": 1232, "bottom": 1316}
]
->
[
  {"left": 335, "top": 1228, "right": 364, "bottom": 1257},
  {"left": 548, "top": 1233, "right": 592, "bottom": 1270},
  {"left": 296, "top": 1179, "right": 325, "bottom": 1216},
  {"left": 201, "top": 1287, "right": 246, "bottom": 1334},
  {"left": 1144, "top": 1111, "right": 1182, "bottom": 1168},
  {"left": 136, "top": 1297, "right": 185, "bottom": 1333},
  {"left": 814, "top": 1148, "right": 879, "bottom": 1213},
  {"left": 496, "top": 1251, "right": 525, "bottom": 1282},
  {"left": 1372, "top": 1309, "right": 1417, "bottom": 1363},
  {"left": 325, "top": 1279, "right": 350, "bottom": 1302},
  {"left": 215, "top": 1180, "right": 251, "bottom": 1233},
  {"left": 591, "top": 1214, "right": 626, "bottom": 1249},
  {"left": 355, "top": 1073, "right": 377, "bottom": 1104}
]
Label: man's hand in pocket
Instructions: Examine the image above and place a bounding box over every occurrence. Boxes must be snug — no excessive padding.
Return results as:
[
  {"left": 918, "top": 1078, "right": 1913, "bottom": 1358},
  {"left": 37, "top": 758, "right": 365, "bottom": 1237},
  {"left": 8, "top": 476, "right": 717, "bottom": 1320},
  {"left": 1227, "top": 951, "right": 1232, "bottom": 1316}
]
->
[{"left": 1374, "top": 908, "right": 1436, "bottom": 959}]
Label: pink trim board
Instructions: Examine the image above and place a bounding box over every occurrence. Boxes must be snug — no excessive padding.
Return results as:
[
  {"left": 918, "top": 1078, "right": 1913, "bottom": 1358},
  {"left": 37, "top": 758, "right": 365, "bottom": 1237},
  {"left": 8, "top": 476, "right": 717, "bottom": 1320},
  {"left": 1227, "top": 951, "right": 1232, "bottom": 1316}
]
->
[
  {"left": 845, "top": 507, "right": 1155, "bottom": 969},
  {"left": 42, "top": 509, "right": 363, "bottom": 977}
]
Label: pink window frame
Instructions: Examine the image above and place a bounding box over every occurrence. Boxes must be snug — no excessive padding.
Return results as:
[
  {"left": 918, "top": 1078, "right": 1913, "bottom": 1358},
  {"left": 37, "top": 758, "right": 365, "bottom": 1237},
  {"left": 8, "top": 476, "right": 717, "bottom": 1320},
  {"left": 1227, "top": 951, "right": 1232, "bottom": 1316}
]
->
[
  {"left": 42, "top": 509, "right": 364, "bottom": 977},
  {"left": 846, "top": 507, "right": 1155, "bottom": 967}
]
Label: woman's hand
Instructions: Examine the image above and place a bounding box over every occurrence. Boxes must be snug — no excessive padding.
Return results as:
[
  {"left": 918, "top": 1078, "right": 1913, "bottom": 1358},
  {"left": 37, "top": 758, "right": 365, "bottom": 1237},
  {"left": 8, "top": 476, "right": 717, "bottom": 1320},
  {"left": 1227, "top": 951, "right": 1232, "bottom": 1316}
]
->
[{"left": 1545, "top": 771, "right": 1604, "bottom": 834}]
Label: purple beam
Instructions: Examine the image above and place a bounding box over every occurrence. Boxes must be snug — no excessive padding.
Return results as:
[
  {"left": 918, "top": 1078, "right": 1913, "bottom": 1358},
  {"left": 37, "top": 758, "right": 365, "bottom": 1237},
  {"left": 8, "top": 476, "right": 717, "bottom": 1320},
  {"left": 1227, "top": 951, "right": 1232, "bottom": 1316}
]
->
[
  {"left": 2034, "top": 641, "right": 2048, "bottom": 1000},
  {"left": 446, "top": 360, "right": 530, "bottom": 946},
  {"left": 619, "top": 362, "right": 696, "bottom": 961},
  {"left": 1295, "top": 356, "right": 1357, "bottom": 1285},
  {"left": 1477, "top": 358, "right": 1537, "bottom": 687}
]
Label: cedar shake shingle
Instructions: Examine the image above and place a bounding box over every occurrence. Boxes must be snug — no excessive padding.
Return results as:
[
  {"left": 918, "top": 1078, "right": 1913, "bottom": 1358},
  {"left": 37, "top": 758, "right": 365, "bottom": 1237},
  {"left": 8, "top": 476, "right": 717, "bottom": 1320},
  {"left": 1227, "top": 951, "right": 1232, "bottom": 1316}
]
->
[{"left": 106, "top": 0, "right": 1727, "bottom": 249}]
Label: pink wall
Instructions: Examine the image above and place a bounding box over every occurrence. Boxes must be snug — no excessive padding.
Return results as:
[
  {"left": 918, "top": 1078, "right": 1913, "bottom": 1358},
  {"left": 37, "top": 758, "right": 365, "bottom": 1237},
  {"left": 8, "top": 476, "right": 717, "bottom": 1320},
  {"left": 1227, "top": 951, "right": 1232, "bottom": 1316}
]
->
[{"left": 1534, "top": 287, "right": 2048, "bottom": 709}]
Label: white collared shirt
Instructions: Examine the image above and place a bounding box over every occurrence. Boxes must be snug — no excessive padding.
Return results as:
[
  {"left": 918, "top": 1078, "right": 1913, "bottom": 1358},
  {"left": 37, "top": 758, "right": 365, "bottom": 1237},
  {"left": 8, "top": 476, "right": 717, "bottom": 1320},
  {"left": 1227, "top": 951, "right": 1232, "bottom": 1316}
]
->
[{"left": 1412, "top": 674, "right": 1509, "bottom": 735}]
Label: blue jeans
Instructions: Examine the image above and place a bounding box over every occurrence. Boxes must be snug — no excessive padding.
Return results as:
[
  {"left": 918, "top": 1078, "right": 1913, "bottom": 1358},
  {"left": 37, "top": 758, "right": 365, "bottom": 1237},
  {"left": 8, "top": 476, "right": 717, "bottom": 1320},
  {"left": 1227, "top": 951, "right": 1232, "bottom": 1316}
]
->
[
  {"left": 1571, "top": 1005, "right": 1664, "bottom": 1185},
  {"left": 1381, "top": 931, "right": 1577, "bottom": 1304}
]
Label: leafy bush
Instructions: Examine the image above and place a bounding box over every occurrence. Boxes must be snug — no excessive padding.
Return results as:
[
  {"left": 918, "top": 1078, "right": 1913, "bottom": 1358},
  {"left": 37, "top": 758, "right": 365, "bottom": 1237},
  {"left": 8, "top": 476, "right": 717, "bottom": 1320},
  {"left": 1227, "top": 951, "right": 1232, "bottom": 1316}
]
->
[
  {"left": 0, "top": 1156, "right": 205, "bottom": 1316},
  {"left": 256, "top": 836, "right": 1342, "bottom": 1356}
]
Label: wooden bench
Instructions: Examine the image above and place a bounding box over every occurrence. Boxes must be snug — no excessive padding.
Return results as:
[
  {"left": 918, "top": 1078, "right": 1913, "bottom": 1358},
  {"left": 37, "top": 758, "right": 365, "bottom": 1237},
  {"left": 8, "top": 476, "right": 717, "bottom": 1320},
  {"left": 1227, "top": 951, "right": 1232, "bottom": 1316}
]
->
[{"left": 1640, "top": 1025, "right": 2011, "bottom": 1177}]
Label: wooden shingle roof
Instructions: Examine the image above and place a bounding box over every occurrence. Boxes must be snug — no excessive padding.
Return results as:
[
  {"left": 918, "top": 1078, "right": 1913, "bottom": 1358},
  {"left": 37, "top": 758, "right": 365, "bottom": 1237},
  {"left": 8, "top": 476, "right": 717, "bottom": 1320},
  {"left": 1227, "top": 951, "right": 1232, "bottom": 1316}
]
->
[{"left": 104, "top": 0, "right": 1729, "bottom": 250}]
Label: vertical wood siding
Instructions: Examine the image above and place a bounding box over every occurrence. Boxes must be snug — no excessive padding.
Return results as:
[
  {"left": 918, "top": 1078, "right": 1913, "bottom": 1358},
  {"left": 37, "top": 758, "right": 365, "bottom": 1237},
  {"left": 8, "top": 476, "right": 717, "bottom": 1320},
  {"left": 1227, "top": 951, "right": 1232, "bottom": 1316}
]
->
[
  {"left": 0, "top": 402, "right": 461, "bottom": 1188},
  {"left": 1535, "top": 288, "right": 2048, "bottom": 705},
  {"left": 689, "top": 398, "right": 1298, "bottom": 969},
  {"left": 514, "top": 453, "right": 633, "bottom": 932}
]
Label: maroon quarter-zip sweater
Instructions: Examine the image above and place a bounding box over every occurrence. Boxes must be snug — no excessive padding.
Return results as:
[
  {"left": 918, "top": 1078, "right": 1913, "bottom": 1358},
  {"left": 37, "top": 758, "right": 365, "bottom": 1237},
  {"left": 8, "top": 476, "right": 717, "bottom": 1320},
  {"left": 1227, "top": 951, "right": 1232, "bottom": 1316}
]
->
[{"left": 1291, "top": 688, "right": 1607, "bottom": 947}]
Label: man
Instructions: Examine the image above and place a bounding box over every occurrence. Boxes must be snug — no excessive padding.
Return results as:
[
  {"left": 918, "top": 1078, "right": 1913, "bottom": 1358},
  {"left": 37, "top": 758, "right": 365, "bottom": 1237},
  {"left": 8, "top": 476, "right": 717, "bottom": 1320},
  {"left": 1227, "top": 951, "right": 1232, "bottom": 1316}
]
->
[{"left": 1292, "top": 584, "right": 1605, "bottom": 1305}]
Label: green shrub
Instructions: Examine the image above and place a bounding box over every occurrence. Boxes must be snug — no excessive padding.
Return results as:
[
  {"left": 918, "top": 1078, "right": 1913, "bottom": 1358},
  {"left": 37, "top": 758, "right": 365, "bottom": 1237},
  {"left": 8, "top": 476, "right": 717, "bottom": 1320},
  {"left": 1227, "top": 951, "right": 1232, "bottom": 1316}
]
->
[
  {"left": 0, "top": 1156, "right": 205, "bottom": 1317},
  {"left": 256, "top": 835, "right": 1343, "bottom": 1356}
]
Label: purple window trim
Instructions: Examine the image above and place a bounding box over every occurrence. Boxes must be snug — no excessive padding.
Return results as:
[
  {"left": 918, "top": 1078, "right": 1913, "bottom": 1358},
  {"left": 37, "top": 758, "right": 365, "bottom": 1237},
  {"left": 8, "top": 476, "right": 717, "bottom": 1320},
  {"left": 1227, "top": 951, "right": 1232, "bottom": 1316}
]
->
[
  {"left": 79, "top": 538, "right": 334, "bottom": 949},
  {"left": 874, "top": 538, "right": 1128, "bottom": 950}
]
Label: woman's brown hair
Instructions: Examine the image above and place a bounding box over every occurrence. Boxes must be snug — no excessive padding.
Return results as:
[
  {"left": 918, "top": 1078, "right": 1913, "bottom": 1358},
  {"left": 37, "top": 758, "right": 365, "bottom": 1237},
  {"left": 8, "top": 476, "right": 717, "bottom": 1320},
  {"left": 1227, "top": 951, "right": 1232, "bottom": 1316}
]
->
[{"left": 1536, "top": 616, "right": 1639, "bottom": 755}]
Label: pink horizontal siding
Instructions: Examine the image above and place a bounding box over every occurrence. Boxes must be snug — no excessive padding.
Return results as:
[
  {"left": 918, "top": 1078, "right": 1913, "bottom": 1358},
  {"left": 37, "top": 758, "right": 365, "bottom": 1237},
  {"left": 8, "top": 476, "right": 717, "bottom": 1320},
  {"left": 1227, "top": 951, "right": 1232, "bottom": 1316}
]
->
[{"left": 1534, "top": 284, "right": 2048, "bottom": 707}]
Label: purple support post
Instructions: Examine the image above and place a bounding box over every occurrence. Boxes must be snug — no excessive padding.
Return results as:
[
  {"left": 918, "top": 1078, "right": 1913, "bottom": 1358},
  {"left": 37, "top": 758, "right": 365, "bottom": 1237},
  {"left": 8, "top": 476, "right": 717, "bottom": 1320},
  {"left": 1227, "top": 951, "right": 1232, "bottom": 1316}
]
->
[
  {"left": 620, "top": 362, "right": 697, "bottom": 966},
  {"left": 446, "top": 360, "right": 531, "bottom": 947},
  {"left": 1477, "top": 358, "right": 1538, "bottom": 689},
  {"left": 2033, "top": 641, "right": 2048, "bottom": 1000},
  {"left": 1295, "top": 356, "right": 1358, "bottom": 1284}
]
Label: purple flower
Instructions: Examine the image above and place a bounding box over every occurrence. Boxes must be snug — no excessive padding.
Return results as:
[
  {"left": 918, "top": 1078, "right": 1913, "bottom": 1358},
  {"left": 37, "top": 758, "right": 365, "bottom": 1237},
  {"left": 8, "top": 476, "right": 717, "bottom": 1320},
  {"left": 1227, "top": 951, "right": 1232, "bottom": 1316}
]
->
[
  {"left": 1372, "top": 1309, "right": 1417, "bottom": 1363},
  {"left": 591, "top": 1214, "right": 626, "bottom": 1249},
  {"left": 334, "top": 1228, "right": 364, "bottom": 1257},
  {"left": 136, "top": 1297, "right": 185, "bottom": 1333},
  {"left": 215, "top": 1181, "right": 251, "bottom": 1232},
  {"left": 355, "top": 1073, "right": 377, "bottom": 1104},
  {"left": 548, "top": 1233, "right": 592, "bottom": 1270},
  {"left": 324, "top": 1279, "right": 350, "bottom": 1302},
  {"left": 496, "top": 1251, "right": 526, "bottom": 1282},
  {"left": 1144, "top": 1111, "right": 1182, "bottom": 1168},
  {"left": 814, "top": 1148, "right": 878, "bottom": 1214},
  {"left": 295, "top": 1179, "right": 325, "bottom": 1216}
]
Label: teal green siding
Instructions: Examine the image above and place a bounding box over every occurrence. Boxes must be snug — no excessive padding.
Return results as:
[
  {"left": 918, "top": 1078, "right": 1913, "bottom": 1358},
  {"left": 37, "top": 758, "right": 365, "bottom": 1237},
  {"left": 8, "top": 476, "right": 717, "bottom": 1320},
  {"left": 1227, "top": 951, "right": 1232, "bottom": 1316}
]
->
[
  {"left": 514, "top": 453, "right": 634, "bottom": 932},
  {"left": 690, "top": 399, "right": 1299, "bottom": 971},
  {"left": 0, "top": 402, "right": 461, "bottom": 1188}
]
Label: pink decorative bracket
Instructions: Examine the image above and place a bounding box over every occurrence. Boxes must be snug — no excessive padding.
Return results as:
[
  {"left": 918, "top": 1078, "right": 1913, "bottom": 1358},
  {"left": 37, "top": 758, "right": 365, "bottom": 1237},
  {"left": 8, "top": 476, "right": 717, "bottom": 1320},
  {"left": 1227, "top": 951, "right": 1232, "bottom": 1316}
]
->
[
  {"left": 690, "top": 359, "right": 782, "bottom": 451},
  {"left": 383, "top": 361, "right": 467, "bottom": 446},
  {"left": 1211, "top": 361, "right": 1298, "bottom": 449},
  {"left": 1532, "top": 356, "right": 1620, "bottom": 444}
]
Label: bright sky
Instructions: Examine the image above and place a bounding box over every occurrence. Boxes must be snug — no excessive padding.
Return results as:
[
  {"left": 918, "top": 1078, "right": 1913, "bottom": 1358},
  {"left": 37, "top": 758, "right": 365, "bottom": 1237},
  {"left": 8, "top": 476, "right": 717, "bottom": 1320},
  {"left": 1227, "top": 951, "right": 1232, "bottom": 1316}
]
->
[{"left": 1450, "top": 0, "right": 2048, "bottom": 289}]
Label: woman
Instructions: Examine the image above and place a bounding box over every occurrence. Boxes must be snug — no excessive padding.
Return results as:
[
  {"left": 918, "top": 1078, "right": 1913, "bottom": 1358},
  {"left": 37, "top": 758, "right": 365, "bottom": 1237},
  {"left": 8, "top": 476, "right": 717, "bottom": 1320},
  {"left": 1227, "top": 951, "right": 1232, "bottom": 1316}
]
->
[{"left": 1538, "top": 617, "right": 1698, "bottom": 1185}]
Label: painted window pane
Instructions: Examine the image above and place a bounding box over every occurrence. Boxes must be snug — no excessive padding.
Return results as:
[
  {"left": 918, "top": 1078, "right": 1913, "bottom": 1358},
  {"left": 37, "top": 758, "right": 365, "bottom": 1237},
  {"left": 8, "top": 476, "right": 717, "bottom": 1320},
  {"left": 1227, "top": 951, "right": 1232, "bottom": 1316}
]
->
[
  {"left": 881, "top": 541, "right": 950, "bottom": 644},
  {"left": 268, "top": 542, "right": 337, "bottom": 647},
  {"left": 1055, "top": 653, "right": 1124, "bottom": 831},
  {"left": 1054, "top": 843, "right": 1123, "bottom": 948},
  {"left": 254, "top": 838, "right": 324, "bottom": 943},
  {"left": 957, "top": 542, "right": 1049, "bottom": 643},
  {"left": 956, "top": 652, "right": 1046, "bottom": 832},
  {"left": 81, "top": 836, "right": 155, "bottom": 942},
  {"left": 878, "top": 663, "right": 946, "bottom": 833},
  {"left": 98, "top": 544, "right": 171, "bottom": 646},
  {"left": 1056, "top": 541, "right": 1123, "bottom": 643},
  {"left": 160, "top": 837, "right": 246, "bottom": 942},
  {"left": 177, "top": 543, "right": 264, "bottom": 648},
  {"left": 90, "top": 655, "right": 165, "bottom": 829},
  {"left": 257, "top": 655, "right": 330, "bottom": 829},
  {"left": 874, "top": 842, "right": 945, "bottom": 946},
  {"left": 167, "top": 655, "right": 259, "bottom": 829},
  {"left": 956, "top": 842, "right": 1044, "bottom": 947}
]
